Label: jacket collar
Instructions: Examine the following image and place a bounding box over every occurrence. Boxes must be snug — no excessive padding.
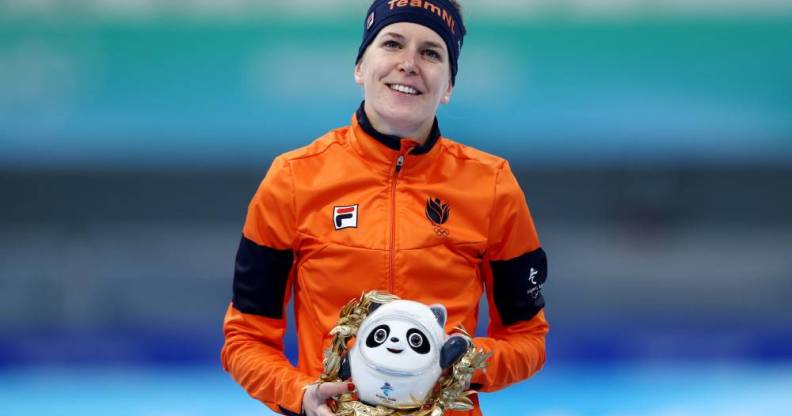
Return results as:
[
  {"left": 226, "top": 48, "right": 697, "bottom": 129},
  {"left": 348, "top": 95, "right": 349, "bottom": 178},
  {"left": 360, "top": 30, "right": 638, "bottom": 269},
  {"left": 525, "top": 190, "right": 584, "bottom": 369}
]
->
[{"left": 354, "top": 101, "right": 441, "bottom": 156}]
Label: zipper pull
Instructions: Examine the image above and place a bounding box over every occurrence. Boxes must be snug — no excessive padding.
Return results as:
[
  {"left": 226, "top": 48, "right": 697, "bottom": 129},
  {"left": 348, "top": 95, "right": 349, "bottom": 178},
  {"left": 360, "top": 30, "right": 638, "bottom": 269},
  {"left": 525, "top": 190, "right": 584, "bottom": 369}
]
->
[{"left": 395, "top": 155, "right": 405, "bottom": 173}]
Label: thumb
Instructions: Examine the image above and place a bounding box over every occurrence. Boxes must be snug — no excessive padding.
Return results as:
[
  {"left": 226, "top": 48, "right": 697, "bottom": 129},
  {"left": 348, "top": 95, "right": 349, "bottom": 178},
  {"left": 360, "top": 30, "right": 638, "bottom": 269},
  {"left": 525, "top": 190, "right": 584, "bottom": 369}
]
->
[{"left": 317, "top": 381, "right": 355, "bottom": 399}]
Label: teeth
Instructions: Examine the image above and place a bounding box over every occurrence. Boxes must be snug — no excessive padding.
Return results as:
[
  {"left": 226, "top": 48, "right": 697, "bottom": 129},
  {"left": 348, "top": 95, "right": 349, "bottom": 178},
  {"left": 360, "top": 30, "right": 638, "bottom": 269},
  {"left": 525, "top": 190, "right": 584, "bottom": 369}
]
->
[{"left": 389, "top": 84, "right": 418, "bottom": 95}]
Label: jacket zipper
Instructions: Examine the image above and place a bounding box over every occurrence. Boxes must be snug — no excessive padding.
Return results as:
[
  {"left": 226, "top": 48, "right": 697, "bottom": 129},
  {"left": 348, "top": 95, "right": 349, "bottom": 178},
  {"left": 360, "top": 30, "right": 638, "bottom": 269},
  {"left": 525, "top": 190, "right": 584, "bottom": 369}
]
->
[{"left": 388, "top": 151, "right": 409, "bottom": 294}]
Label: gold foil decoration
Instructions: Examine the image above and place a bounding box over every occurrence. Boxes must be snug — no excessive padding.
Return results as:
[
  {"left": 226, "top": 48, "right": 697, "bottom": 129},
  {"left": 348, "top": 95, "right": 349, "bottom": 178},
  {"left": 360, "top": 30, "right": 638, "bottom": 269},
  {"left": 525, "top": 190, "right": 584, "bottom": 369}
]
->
[{"left": 318, "top": 291, "right": 491, "bottom": 416}]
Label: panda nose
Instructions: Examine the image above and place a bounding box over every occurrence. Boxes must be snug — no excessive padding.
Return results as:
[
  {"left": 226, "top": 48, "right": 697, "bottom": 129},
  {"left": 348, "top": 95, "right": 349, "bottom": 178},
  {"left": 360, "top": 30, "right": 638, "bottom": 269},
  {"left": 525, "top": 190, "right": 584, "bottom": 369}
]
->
[{"left": 390, "top": 337, "right": 399, "bottom": 343}]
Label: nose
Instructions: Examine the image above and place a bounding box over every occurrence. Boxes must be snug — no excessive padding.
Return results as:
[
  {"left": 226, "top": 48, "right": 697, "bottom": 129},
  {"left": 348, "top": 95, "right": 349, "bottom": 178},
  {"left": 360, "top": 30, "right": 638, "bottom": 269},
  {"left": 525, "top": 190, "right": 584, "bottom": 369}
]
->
[
  {"left": 397, "top": 52, "right": 418, "bottom": 75},
  {"left": 390, "top": 337, "right": 399, "bottom": 343}
]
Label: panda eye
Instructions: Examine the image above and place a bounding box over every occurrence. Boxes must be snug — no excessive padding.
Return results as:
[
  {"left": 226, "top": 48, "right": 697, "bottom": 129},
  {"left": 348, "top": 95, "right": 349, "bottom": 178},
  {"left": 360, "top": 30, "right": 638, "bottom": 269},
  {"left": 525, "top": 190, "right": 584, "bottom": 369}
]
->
[
  {"left": 366, "top": 324, "right": 390, "bottom": 347},
  {"left": 374, "top": 328, "right": 388, "bottom": 343},
  {"left": 409, "top": 333, "right": 423, "bottom": 348},
  {"left": 406, "top": 328, "right": 430, "bottom": 354}
]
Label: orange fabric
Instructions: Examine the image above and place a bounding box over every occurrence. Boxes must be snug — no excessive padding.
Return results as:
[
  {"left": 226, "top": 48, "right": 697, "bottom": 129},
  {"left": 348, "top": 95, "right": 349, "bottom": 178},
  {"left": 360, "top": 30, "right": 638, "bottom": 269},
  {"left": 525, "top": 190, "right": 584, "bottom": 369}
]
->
[{"left": 222, "top": 113, "right": 549, "bottom": 415}]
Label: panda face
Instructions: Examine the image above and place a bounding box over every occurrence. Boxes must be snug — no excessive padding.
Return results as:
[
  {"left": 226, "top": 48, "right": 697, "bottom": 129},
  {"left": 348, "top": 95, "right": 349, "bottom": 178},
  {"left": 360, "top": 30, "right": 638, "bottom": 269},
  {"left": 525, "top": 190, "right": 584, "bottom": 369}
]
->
[
  {"left": 360, "top": 318, "right": 435, "bottom": 373},
  {"left": 365, "top": 324, "right": 431, "bottom": 355}
]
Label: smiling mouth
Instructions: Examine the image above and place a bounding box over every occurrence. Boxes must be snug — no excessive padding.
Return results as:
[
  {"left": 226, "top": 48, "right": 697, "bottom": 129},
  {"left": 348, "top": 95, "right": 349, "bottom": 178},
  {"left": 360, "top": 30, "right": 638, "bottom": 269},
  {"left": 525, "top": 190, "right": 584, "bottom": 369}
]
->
[
  {"left": 387, "top": 348, "right": 403, "bottom": 354},
  {"left": 387, "top": 83, "right": 422, "bottom": 96}
]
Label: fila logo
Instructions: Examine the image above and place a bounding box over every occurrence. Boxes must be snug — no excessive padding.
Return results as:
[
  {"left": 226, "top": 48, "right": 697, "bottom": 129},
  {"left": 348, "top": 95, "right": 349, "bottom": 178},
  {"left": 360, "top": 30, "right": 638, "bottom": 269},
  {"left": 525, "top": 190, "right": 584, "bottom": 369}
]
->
[{"left": 333, "top": 205, "right": 358, "bottom": 230}]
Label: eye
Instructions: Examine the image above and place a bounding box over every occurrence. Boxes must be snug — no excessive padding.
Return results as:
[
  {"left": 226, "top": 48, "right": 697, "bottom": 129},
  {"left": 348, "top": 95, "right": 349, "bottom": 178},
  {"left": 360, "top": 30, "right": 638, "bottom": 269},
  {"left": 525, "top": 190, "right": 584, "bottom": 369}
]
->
[
  {"left": 375, "top": 328, "right": 388, "bottom": 343},
  {"left": 383, "top": 39, "right": 401, "bottom": 49},
  {"left": 406, "top": 328, "right": 430, "bottom": 354},
  {"left": 366, "top": 324, "right": 390, "bottom": 347},
  {"left": 409, "top": 333, "right": 423, "bottom": 348},
  {"left": 423, "top": 49, "right": 442, "bottom": 61}
]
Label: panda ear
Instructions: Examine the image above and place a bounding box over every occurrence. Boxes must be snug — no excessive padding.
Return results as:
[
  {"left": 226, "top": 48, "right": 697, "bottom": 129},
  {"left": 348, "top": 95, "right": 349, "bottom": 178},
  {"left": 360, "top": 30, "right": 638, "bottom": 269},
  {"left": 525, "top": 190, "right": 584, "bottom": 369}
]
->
[
  {"left": 429, "top": 304, "right": 447, "bottom": 329},
  {"left": 368, "top": 302, "right": 383, "bottom": 314}
]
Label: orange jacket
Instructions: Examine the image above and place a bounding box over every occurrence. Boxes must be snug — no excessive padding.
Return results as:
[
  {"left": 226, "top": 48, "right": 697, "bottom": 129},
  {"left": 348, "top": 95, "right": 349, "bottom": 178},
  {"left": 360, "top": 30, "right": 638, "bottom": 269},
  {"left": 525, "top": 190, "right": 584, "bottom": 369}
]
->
[{"left": 222, "top": 105, "right": 549, "bottom": 415}]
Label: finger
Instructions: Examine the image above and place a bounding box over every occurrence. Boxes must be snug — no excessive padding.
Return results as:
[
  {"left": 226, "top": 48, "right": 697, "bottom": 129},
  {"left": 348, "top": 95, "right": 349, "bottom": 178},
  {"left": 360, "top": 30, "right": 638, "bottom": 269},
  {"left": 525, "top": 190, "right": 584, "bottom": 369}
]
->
[{"left": 317, "top": 381, "right": 355, "bottom": 398}]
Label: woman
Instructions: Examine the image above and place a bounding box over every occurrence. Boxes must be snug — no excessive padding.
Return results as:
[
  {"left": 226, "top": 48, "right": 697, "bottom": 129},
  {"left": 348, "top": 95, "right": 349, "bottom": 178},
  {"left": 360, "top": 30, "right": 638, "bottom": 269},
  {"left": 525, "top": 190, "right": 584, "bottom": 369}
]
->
[{"left": 222, "top": 1, "right": 549, "bottom": 415}]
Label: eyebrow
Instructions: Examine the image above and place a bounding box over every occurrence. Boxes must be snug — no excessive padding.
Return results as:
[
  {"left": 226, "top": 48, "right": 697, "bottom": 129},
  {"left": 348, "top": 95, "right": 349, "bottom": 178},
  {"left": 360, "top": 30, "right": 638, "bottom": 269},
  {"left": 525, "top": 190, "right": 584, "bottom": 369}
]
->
[
  {"left": 381, "top": 31, "right": 406, "bottom": 41},
  {"left": 421, "top": 41, "right": 445, "bottom": 51},
  {"left": 381, "top": 32, "right": 446, "bottom": 52}
]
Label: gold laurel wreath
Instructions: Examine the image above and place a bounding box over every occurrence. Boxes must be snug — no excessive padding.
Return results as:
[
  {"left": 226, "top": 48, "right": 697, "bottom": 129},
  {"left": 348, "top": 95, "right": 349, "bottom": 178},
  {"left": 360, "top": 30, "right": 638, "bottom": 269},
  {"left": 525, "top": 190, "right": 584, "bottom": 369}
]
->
[{"left": 318, "top": 291, "right": 492, "bottom": 416}]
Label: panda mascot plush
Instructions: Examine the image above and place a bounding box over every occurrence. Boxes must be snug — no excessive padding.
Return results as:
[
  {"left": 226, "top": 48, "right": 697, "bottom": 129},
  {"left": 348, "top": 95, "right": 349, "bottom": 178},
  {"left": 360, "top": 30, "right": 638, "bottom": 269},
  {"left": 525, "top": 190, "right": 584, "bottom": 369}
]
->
[{"left": 338, "top": 299, "right": 470, "bottom": 408}]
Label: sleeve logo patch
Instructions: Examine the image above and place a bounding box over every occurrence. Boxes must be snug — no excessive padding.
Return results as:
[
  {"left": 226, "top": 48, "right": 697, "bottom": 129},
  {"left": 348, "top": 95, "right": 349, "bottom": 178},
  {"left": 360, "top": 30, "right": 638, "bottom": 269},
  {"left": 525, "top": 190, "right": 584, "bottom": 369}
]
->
[
  {"left": 526, "top": 267, "right": 543, "bottom": 299},
  {"left": 333, "top": 205, "right": 359, "bottom": 230},
  {"left": 528, "top": 267, "right": 538, "bottom": 285}
]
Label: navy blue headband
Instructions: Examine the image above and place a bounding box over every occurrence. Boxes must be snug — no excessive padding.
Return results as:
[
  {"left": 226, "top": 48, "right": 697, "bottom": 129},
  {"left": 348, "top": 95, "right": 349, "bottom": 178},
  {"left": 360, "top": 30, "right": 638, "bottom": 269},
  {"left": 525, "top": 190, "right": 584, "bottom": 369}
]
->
[{"left": 356, "top": 0, "right": 466, "bottom": 85}]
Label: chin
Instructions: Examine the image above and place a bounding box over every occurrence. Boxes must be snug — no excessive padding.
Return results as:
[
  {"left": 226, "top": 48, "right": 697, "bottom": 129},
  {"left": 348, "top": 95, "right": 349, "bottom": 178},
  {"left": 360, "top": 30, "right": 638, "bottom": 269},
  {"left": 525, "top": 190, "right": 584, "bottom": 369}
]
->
[
  {"left": 382, "top": 105, "right": 428, "bottom": 130},
  {"left": 387, "top": 109, "right": 422, "bottom": 125}
]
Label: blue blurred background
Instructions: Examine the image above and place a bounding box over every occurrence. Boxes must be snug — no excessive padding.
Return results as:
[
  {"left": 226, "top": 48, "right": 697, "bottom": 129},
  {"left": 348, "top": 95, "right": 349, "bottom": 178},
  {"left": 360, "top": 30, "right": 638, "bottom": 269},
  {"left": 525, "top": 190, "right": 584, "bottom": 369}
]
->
[{"left": 2, "top": 1, "right": 792, "bottom": 414}]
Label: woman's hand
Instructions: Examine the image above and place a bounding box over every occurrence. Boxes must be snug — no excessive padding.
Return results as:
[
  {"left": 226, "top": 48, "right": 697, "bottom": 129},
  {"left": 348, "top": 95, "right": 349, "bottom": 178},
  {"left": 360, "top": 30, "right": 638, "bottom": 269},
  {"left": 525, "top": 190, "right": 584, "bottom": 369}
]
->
[{"left": 302, "top": 382, "right": 355, "bottom": 416}]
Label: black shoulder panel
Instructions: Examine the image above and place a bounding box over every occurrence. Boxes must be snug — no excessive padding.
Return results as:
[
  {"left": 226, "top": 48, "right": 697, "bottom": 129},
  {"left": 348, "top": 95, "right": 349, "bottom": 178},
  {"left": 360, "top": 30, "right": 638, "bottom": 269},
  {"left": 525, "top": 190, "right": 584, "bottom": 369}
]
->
[
  {"left": 490, "top": 247, "right": 547, "bottom": 326},
  {"left": 232, "top": 235, "right": 294, "bottom": 319}
]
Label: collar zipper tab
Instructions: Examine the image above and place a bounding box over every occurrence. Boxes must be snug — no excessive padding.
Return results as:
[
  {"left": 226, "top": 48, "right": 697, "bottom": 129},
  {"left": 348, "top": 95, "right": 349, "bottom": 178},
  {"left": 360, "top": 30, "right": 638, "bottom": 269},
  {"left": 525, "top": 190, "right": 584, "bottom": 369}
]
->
[{"left": 395, "top": 155, "right": 405, "bottom": 173}]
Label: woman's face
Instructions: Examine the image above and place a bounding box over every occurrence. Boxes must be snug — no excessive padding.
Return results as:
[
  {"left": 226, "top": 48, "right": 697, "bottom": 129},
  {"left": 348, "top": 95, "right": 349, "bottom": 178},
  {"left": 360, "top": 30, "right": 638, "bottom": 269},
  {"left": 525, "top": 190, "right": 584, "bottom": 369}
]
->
[{"left": 355, "top": 22, "right": 453, "bottom": 137}]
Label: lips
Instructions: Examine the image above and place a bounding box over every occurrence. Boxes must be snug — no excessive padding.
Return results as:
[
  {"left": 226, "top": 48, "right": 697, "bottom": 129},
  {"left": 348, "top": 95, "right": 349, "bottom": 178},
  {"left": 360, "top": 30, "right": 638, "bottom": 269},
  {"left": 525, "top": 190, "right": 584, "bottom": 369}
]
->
[{"left": 387, "top": 348, "right": 403, "bottom": 354}]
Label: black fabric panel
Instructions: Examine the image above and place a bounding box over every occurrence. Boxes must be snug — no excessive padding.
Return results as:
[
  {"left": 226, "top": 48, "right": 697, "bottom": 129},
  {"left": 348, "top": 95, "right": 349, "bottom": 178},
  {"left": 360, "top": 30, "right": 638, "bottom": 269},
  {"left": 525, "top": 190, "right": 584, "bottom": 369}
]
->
[
  {"left": 490, "top": 247, "right": 548, "bottom": 326},
  {"left": 278, "top": 405, "right": 304, "bottom": 416},
  {"left": 232, "top": 235, "right": 294, "bottom": 319}
]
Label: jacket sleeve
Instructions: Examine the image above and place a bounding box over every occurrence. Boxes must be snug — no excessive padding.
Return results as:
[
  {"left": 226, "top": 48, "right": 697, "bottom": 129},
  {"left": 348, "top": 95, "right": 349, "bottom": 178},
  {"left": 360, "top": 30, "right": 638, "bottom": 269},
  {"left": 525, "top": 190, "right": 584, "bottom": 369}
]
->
[
  {"left": 221, "top": 156, "right": 315, "bottom": 415},
  {"left": 470, "top": 161, "right": 549, "bottom": 392}
]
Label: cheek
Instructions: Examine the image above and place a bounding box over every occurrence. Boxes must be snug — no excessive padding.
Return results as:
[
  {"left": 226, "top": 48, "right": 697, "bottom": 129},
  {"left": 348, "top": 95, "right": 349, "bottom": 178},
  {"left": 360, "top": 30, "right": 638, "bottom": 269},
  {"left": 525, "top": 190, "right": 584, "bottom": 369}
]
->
[
  {"left": 407, "top": 350, "right": 435, "bottom": 367},
  {"left": 364, "top": 70, "right": 385, "bottom": 94},
  {"left": 427, "top": 72, "right": 449, "bottom": 97},
  {"left": 357, "top": 60, "right": 376, "bottom": 87},
  {"left": 364, "top": 345, "right": 390, "bottom": 362}
]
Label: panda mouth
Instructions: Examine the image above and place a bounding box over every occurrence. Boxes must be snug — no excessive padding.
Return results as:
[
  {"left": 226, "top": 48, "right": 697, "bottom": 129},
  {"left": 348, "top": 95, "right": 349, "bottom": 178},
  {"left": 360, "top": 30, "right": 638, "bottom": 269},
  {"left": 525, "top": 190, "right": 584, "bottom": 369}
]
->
[{"left": 387, "top": 348, "right": 403, "bottom": 354}]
